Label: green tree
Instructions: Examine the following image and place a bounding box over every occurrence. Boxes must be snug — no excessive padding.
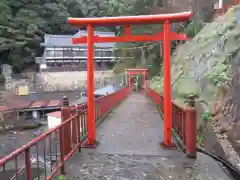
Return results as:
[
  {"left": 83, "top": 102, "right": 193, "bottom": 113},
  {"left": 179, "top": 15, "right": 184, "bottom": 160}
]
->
[
  {"left": 0, "top": 0, "right": 88, "bottom": 71},
  {"left": 107, "top": 0, "right": 164, "bottom": 76}
]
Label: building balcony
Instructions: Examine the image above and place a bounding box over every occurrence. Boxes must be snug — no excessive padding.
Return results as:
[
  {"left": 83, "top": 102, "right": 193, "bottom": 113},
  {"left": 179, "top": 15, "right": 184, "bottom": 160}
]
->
[{"left": 45, "top": 56, "right": 116, "bottom": 62}]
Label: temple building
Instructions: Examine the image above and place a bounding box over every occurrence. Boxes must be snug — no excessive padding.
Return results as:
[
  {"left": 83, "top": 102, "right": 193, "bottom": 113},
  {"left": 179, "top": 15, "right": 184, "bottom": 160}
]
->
[{"left": 35, "top": 30, "right": 117, "bottom": 71}]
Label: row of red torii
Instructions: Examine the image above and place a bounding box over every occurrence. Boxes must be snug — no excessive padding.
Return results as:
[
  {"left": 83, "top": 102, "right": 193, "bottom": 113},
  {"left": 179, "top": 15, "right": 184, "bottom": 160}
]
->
[
  {"left": 125, "top": 68, "right": 149, "bottom": 90},
  {"left": 68, "top": 11, "right": 192, "bottom": 148}
]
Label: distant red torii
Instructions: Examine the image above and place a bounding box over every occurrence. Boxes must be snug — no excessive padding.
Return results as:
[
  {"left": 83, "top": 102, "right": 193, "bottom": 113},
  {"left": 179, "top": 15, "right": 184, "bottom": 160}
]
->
[
  {"left": 125, "top": 68, "right": 148, "bottom": 89},
  {"left": 125, "top": 68, "right": 148, "bottom": 74},
  {"left": 68, "top": 11, "right": 192, "bottom": 149}
]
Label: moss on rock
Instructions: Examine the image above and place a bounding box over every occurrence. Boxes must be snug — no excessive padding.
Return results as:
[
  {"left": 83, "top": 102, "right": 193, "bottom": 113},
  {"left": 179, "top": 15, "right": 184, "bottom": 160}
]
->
[{"left": 151, "top": 5, "right": 240, "bottom": 110}]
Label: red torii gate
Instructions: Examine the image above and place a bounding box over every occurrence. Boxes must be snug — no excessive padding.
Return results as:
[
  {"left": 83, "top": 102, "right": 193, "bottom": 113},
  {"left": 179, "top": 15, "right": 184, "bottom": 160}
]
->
[
  {"left": 68, "top": 11, "right": 192, "bottom": 148},
  {"left": 126, "top": 68, "right": 148, "bottom": 89}
]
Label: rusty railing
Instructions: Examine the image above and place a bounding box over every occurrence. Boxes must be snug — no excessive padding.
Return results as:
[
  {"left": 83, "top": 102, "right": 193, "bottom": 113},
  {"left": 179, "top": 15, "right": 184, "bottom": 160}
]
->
[
  {"left": 146, "top": 88, "right": 197, "bottom": 158},
  {"left": 0, "top": 87, "right": 130, "bottom": 180}
]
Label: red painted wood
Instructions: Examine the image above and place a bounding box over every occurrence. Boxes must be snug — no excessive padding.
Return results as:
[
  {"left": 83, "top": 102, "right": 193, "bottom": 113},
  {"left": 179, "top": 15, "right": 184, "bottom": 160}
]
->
[
  {"left": 86, "top": 24, "right": 96, "bottom": 146},
  {"left": 69, "top": 11, "right": 192, "bottom": 148},
  {"left": 68, "top": 11, "right": 192, "bottom": 26},
  {"left": 72, "top": 32, "right": 188, "bottom": 44}
]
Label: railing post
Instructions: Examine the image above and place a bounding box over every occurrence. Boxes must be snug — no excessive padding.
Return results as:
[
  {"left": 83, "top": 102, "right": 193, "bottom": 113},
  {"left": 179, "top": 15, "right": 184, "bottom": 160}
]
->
[
  {"left": 25, "top": 148, "right": 32, "bottom": 180},
  {"left": 76, "top": 108, "right": 81, "bottom": 152},
  {"left": 72, "top": 108, "right": 77, "bottom": 144},
  {"left": 185, "top": 96, "right": 197, "bottom": 158},
  {"left": 61, "top": 96, "right": 71, "bottom": 154},
  {"left": 128, "top": 73, "right": 131, "bottom": 89}
]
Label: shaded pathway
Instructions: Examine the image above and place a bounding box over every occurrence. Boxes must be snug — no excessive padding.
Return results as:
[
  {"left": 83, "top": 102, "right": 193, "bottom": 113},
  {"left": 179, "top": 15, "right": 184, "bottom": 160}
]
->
[{"left": 65, "top": 93, "right": 232, "bottom": 180}]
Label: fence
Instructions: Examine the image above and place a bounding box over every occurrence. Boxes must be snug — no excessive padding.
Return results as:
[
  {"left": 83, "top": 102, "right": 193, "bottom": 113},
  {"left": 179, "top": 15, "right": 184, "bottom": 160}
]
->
[
  {"left": 145, "top": 88, "right": 197, "bottom": 158},
  {"left": 0, "top": 87, "right": 130, "bottom": 180}
]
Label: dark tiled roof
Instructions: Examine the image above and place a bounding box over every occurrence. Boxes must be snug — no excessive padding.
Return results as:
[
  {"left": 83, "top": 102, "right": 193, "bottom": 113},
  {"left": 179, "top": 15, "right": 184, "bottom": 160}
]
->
[
  {"left": 42, "top": 30, "right": 116, "bottom": 48},
  {"left": 19, "top": 91, "right": 80, "bottom": 101},
  {"left": 2, "top": 90, "right": 81, "bottom": 111},
  {"left": 2, "top": 85, "right": 124, "bottom": 111},
  {"left": 48, "top": 100, "right": 61, "bottom": 107}
]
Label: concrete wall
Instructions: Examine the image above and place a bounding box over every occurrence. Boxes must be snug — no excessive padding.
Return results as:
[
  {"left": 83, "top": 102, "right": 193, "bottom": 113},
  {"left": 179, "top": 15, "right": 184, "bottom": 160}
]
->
[
  {"left": 35, "top": 71, "right": 114, "bottom": 92},
  {"left": 47, "top": 115, "right": 84, "bottom": 132},
  {"left": 47, "top": 116, "right": 61, "bottom": 129}
]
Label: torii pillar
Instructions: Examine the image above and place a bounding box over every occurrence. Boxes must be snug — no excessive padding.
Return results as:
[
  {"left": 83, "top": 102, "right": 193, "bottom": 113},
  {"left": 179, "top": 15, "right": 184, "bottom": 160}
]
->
[{"left": 68, "top": 12, "right": 191, "bottom": 148}]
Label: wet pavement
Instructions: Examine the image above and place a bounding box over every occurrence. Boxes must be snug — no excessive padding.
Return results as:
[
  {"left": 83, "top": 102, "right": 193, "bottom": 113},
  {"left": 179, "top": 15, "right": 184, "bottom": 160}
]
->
[{"left": 65, "top": 93, "right": 232, "bottom": 180}]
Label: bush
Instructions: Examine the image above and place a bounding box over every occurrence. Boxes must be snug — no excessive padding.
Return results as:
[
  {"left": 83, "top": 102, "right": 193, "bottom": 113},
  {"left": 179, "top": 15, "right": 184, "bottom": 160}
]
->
[
  {"left": 208, "top": 63, "right": 231, "bottom": 87},
  {"left": 184, "top": 18, "right": 205, "bottom": 38}
]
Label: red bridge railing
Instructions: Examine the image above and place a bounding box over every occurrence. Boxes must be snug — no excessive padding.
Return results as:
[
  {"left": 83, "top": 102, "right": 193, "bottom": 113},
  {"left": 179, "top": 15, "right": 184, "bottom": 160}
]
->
[
  {"left": 0, "top": 87, "right": 130, "bottom": 180},
  {"left": 146, "top": 88, "right": 197, "bottom": 158}
]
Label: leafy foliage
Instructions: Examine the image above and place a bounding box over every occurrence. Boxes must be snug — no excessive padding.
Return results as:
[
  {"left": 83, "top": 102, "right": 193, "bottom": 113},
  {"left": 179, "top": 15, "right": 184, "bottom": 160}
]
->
[
  {"left": 203, "top": 111, "right": 212, "bottom": 122},
  {"left": 56, "top": 175, "right": 65, "bottom": 180},
  {"left": 197, "top": 132, "right": 204, "bottom": 148},
  {"left": 108, "top": 0, "right": 165, "bottom": 76},
  {"left": 108, "top": 0, "right": 162, "bottom": 16},
  {"left": 151, "top": 5, "right": 239, "bottom": 103},
  {"left": 184, "top": 18, "right": 205, "bottom": 38},
  {"left": 208, "top": 63, "right": 231, "bottom": 87},
  {"left": 0, "top": 0, "right": 108, "bottom": 71},
  {"left": 0, "top": 0, "right": 195, "bottom": 74}
]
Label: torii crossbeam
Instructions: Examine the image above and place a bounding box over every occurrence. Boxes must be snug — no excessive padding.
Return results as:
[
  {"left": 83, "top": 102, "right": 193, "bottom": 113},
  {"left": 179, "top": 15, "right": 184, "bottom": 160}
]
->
[{"left": 68, "top": 11, "right": 192, "bottom": 149}]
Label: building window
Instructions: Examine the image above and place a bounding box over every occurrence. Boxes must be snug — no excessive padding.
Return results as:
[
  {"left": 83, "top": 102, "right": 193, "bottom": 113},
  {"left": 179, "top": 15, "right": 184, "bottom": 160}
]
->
[
  {"left": 74, "top": 49, "right": 86, "bottom": 56},
  {"left": 63, "top": 49, "right": 73, "bottom": 57},
  {"left": 55, "top": 50, "right": 63, "bottom": 57},
  {"left": 108, "top": 51, "right": 113, "bottom": 57},
  {"left": 101, "top": 50, "right": 113, "bottom": 57},
  {"left": 95, "top": 50, "right": 101, "bottom": 57},
  {"left": 102, "top": 51, "right": 106, "bottom": 57},
  {"left": 46, "top": 50, "right": 54, "bottom": 57}
]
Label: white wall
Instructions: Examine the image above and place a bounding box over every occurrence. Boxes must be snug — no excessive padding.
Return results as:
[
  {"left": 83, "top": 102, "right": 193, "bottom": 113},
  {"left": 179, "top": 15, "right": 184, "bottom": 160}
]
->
[
  {"left": 47, "top": 115, "right": 84, "bottom": 133},
  {"left": 47, "top": 116, "right": 61, "bottom": 129}
]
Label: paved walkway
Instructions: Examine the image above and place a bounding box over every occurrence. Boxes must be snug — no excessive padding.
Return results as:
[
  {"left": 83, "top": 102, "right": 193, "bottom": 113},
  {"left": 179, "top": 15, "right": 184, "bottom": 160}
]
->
[
  {"left": 95, "top": 93, "right": 178, "bottom": 156},
  {"left": 65, "top": 93, "right": 232, "bottom": 180}
]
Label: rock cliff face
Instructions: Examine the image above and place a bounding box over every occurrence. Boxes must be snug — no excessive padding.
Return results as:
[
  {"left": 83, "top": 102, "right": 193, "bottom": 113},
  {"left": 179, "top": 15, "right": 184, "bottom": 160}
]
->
[{"left": 151, "top": 5, "right": 240, "bottom": 161}]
